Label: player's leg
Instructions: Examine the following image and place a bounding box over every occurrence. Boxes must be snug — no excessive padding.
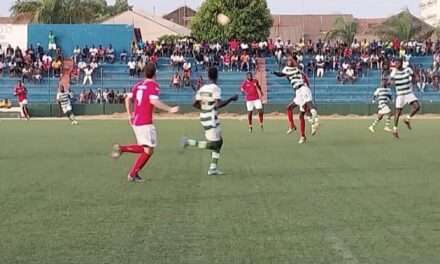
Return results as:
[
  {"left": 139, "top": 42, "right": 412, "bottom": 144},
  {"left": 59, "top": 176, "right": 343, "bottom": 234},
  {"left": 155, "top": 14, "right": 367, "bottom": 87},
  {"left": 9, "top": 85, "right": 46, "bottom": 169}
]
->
[
  {"left": 384, "top": 113, "right": 393, "bottom": 132},
  {"left": 65, "top": 110, "right": 78, "bottom": 125},
  {"left": 304, "top": 101, "right": 319, "bottom": 135},
  {"left": 393, "top": 108, "right": 402, "bottom": 138},
  {"left": 181, "top": 137, "right": 224, "bottom": 175},
  {"left": 286, "top": 102, "right": 297, "bottom": 134},
  {"left": 404, "top": 100, "right": 421, "bottom": 130},
  {"left": 127, "top": 146, "right": 154, "bottom": 182},
  {"left": 23, "top": 104, "right": 30, "bottom": 120},
  {"left": 247, "top": 111, "right": 253, "bottom": 133},
  {"left": 369, "top": 113, "right": 383, "bottom": 133},
  {"left": 298, "top": 111, "right": 307, "bottom": 144},
  {"left": 255, "top": 100, "right": 264, "bottom": 130}
]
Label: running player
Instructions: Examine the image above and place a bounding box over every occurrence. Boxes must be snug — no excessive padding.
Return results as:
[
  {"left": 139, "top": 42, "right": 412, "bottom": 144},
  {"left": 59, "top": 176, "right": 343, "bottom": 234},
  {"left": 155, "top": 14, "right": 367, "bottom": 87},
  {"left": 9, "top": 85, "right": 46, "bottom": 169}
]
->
[
  {"left": 240, "top": 72, "right": 264, "bottom": 132},
  {"left": 273, "top": 56, "right": 320, "bottom": 144},
  {"left": 14, "top": 81, "right": 30, "bottom": 120},
  {"left": 56, "top": 85, "right": 78, "bottom": 125},
  {"left": 181, "top": 67, "right": 238, "bottom": 176},
  {"left": 112, "top": 63, "right": 179, "bottom": 182},
  {"left": 369, "top": 79, "right": 393, "bottom": 133},
  {"left": 390, "top": 58, "right": 420, "bottom": 138}
]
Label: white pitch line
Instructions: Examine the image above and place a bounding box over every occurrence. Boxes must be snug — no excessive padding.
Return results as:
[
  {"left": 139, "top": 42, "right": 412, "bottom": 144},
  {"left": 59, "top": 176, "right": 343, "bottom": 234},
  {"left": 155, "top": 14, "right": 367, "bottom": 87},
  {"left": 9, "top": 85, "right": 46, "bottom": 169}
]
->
[{"left": 325, "top": 233, "right": 360, "bottom": 264}]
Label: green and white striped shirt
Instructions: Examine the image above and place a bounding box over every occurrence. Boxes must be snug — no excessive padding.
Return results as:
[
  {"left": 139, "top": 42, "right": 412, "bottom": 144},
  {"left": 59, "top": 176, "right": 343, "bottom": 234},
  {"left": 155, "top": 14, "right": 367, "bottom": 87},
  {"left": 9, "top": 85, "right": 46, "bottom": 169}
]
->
[
  {"left": 373, "top": 87, "right": 392, "bottom": 109},
  {"left": 196, "top": 83, "right": 221, "bottom": 132},
  {"left": 390, "top": 67, "right": 414, "bottom": 96},
  {"left": 281, "top": 66, "right": 305, "bottom": 90}
]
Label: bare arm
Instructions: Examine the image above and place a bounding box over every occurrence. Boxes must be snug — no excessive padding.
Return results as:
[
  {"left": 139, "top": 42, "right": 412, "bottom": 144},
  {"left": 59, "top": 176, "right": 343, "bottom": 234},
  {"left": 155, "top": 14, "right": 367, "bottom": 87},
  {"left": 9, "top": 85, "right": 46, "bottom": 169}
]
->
[
  {"left": 125, "top": 95, "right": 132, "bottom": 118},
  {"left": 216, "top": 94, "right": 239, "bottom": 109},
  {"left": 256, "top": 80, "right": 263, "bottom": 97},
  {"left": 151, "top": 98, "right": 179, "bottom": 113},
  {"left": 273, "top": 71, "right": 286, "bottom": 77}
]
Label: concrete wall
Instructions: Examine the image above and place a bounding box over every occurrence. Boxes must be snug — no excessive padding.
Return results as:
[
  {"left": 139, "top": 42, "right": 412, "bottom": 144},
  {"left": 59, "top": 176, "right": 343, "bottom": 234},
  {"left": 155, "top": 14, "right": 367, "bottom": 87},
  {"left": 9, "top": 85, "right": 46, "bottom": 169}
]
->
[{"left": 27, "top": 24, "right": 133, "bottom": 56}]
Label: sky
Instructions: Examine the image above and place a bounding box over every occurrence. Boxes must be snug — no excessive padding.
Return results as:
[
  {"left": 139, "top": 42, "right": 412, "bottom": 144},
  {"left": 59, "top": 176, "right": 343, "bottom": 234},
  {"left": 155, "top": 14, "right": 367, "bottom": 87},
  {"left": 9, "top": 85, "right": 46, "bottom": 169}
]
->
[{"left": 0, "top": 0, "right": 420, "bottom": 18}]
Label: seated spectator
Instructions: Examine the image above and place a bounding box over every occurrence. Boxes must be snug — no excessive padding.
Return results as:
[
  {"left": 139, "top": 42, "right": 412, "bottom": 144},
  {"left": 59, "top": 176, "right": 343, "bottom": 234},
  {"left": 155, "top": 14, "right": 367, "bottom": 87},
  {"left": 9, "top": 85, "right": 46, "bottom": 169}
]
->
[
  {"left": 170, "top": 72, "right": 182, "bottom": 89},
  {"left": 223, "top": 52, "right": 231, "bottom": 72},
  {"left": 136, "top": 58, "right": 145, "bottom": 78},
  {"left": 32, "top": 66, "right": 42, "bottom": 84},
  {"left": 87, "top": 89, "right": 95, "bottom": 104},
  {"left": 106, "top": 44, "right": 115, "bottom": 64},
  {"left": 182, "top": 61, "right": 192, "bottom": 86},
  {"left": 51, "top": 56, "right": 63, "bottom": 77},
  {"left": 343, "top": 66, "right": 356, "bottom": 84},
  {"left": 240, "top": 51, "right": 250, "bottom": 72},
  {"left": 120, "top": 49, "right": 128, "bottom": 63},
  {"left": 97, "top": 45, "right": 105, "bottom": 62},
  {"left": 194, "top": 52, "right": 204, "bottom": 72},
  {"left": 22, "top": 64, "right": 32, "bottom": 82},
  {"left": 70, "top": 64, "right": 80, "bottom": 84},
  {"left": 90, "top": 58, "right": 99, "bottom": 71},
  {"left": 89, "top": 45, "right": 98, "bottom": 61},
  {"left": 103, "top": 89, "right": 109, "bottom": 103},
  {"left": 108, "top": 89, "right": 115, "bottom": 103},
  {"left": 79, "top": 89, "right": 86, "bottom": 103}
]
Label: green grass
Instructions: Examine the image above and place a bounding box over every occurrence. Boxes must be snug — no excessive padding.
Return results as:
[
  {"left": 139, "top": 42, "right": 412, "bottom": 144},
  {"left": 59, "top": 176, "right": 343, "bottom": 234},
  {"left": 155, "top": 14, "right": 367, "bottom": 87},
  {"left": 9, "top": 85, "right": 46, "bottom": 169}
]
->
[{"left": 1, "top": 119, "right": 440, "bottom": 264}]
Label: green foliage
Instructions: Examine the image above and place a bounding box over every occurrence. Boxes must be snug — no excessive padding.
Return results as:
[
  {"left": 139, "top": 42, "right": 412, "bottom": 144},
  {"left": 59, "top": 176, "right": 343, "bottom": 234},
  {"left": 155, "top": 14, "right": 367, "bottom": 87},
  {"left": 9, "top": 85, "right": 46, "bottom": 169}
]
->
[
  {"left": 158, "top": 34, "right": 183, "bottom": 44},
  {"left": 190, "top": 0, "right": 273, "bottom": 42},
  {"left": 325, "top": 17, "right": 358, "bottom": 44},
  {"left": 10, "top": 0, "right": 132, "bottom": 24},
  {"left": 376, "top": 10, "right": 434, "bottom": 41}
]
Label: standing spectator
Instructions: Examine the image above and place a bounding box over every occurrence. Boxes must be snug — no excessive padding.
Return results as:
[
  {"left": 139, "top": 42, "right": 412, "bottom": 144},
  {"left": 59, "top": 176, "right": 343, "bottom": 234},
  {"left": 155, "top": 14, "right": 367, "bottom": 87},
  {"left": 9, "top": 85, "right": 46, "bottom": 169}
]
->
[
  {"left": 79, "top": 89, "right": 86, "bottom": 103},
  {"left": 73, "top": 45, "right": 81, "bottom": 64},
  {"left": 106, "top": 44, "right": 115, "bottom": 63},
  {"left": 316, "top": 57, "right": 325, "bottom": 78},
  {"left": 83, "top": 65, "right": 94, "bottom": 85},
  {"left": 240, "top": 51, "right": 250, "bottom": 72},
  {"left": 48, "top": 31, "right": 56, "bottom": 51},
  {"left": 128, "top": 58, "right": 136, "bottom": 77}
]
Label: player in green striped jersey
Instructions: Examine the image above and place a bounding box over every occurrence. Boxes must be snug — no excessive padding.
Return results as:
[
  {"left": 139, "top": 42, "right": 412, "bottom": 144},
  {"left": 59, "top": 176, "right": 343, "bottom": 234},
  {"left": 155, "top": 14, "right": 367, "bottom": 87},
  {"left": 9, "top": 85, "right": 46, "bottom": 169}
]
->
[
  {"left": 181, "top": 67, "right": 238, "bottom": 176},
  {"left": 369, "top": 79, "right": 393, "bottom": 133}
]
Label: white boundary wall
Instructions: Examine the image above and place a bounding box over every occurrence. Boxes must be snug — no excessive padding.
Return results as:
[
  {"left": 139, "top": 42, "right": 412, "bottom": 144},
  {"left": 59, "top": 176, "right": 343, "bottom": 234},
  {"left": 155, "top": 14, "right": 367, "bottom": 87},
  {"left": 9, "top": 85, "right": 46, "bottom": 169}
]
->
[{"left": 0, "top": 24, "right": 28, "bottom": 49}]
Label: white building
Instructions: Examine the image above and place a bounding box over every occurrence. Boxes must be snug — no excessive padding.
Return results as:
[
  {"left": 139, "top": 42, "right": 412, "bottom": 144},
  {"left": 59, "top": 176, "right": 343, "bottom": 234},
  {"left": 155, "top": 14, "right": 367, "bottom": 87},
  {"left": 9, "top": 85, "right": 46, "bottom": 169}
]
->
[{"left": 420, "top": 0, "right": 440, "bottom": 26}]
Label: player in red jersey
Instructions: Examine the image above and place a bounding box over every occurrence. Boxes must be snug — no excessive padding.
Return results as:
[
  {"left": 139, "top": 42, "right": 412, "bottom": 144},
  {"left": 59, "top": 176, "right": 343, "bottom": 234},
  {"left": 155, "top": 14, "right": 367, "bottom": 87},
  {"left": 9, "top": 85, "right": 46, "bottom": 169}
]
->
[
  {"left": 240, "top": 72, "right": 264, "bottom": 132},
  {"left": 14, "top": 81, "right": 30, "bottom": 120},
  {"left": 111, "top": 63, "right": 179, "bottom": 182}
]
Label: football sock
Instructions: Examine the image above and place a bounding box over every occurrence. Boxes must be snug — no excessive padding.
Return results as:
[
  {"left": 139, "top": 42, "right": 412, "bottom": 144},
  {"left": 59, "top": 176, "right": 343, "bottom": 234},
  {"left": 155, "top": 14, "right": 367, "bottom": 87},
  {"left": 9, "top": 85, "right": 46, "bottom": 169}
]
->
[
  {"left": 209, "top": 152, "right": 220, "bottom": 170},
  {"left": 287, "top": 107, "right": 296, "bottom": 129},
  {"left": 129, "top": 152, "right": 151, "bottom": 177},
  {"left": 187, "top": 139, "right": 208, "bottom": 149},
  {"left": 406, "top": 114, "right": 411, "bottom": 121},
  {"left": 258, "top": 112, "right": 264, "bottom": 126},
  {"left": 247, "top": 112, "right": 253, "bottom": 127},
  {"left": 371, "top": 119, "right": 380, "bottom": 128},
  {"left": 385, "top": 116, "right": 391, "bottom": 128},
  {"left": 120, "top": 144, "right": 144, "bottom": 153},
  {"left": 300, "top": 114, "right": 306, "bottom": 137}
]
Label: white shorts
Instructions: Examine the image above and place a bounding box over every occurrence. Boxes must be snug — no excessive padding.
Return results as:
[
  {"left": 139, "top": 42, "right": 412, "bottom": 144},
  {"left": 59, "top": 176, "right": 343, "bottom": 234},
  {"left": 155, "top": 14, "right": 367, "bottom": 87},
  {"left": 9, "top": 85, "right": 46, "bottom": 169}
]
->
[
  {"left": 48, "top": 43, "right": 57, "bottom": 50},
  {"left": 205, "top": 127, "right": 222, "bottom": 142},
  {"left": 132, "top": 124, "right": 157, "bottom": 148},
  {"left": 246, "top": 99, "right": 263, "bottom": 112},
  {"left": 378, "top": 105, "right": 391, "bottom": 115},
  {"left": 294, "top": 86, "right": 313, "bottom": 112},
  {"left": 395, "top": 93, "right": 418, "bottom": 109},
  {"left": 19, "top": 100, "right": 28, "bottom": 107},
  {"left": 62, "top": 105, "right": 72, "bottom": 114}
]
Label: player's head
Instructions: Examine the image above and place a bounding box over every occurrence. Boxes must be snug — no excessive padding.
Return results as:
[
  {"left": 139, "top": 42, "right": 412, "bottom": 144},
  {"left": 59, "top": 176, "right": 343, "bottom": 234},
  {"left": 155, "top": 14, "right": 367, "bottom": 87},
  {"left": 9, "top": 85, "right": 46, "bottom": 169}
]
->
[
  {"left": 381, "top": 78, "right": 388, "bottom": 88},
  {"left": 287, "top": 55, "right": 297, "bottom": 67},
  {"left": 208, "top": 67, "right": 218, "bottom": 83},
  {"left": 59, "top": 85, "right": 65, "bottom": 93},
  {"left": 144, "top": 62, "right": 156, "bottom": 79},
  {"left": 18, "top": 80, "right": 22, "bottom": 86},
  {"left": 396, "top": 57, "right": 403, "bottom": 69},
  {"left": 246, "top": 72, "right": 253, "bottom": 80}
]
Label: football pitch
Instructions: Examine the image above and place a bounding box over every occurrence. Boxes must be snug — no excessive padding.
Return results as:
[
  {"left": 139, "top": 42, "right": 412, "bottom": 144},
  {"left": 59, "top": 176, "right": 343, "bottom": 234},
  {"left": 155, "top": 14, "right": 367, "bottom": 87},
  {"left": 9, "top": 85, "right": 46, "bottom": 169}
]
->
[{"left": 1, "top": 118, "right": 440, "bottom": 263}]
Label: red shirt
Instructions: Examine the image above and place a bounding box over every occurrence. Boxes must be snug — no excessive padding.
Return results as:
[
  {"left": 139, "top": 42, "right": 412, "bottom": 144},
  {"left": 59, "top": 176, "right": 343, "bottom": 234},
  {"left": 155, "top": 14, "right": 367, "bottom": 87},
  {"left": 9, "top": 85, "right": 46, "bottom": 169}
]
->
[
  {"left": 241, "top": 79, "right": 260, "bottom": 101},
  {"left": 130, "top": 80, "right": 160, "bottom": 126},
  {"left": 223, "top": 54, "right": 231, "bottom": 64},
  {"left": 14, "top": 85, "right": 27, "bottom": 102}
]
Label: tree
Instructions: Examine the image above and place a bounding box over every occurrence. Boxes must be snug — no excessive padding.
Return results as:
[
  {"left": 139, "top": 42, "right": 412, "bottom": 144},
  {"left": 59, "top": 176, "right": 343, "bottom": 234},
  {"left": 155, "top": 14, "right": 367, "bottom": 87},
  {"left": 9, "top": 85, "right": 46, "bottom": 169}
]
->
[
  {"left": 374, "top": 10, "right": 434, "bottom": 41},
  {"left": 10, "top": 0, "right": 131, "bottom": 24},
  {"left": 190, "top": 0, "right": 273, "bottom": 42},
  {"left": 325, "top": 17, "right": 357, "bottom": 44}
]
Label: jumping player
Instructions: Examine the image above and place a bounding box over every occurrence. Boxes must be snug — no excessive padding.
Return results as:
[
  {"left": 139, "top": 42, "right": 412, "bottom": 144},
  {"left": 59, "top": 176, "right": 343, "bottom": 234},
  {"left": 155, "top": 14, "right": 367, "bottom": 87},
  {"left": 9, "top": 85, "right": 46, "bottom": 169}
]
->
[
  {"left": 240, "top": 72, "right": 264, "bottom": 132},
  {"left": 273, "top": 56, "right": 320, "bottom": 144},
  {"left": 390, "top": 58, "right": 420, "bottom": 138},
  {"left": 14, "top": 81, "right": 30, "bottom": 120},
  {"left": 112, "top": 63, "right": 179, "bottom": 182},
  {"left": 369, "top": 79, "right": 393, "bottom": 133},
  {"left": 181, "top": 67, "right": 238, "bottom": 176},
  {"left": 56, "top": 85, "right": 78, "bottom": 125}
]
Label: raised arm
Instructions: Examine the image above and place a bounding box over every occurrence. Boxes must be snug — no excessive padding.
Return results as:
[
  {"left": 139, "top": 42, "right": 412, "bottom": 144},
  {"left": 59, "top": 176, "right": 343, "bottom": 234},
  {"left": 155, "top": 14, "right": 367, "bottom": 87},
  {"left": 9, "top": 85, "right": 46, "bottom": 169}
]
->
[
  {"left": 272, "top": 71, "right": 286, "bottom": 77},
  {"left": 216, "top": 94, "right": 239, "bottom": 109}
]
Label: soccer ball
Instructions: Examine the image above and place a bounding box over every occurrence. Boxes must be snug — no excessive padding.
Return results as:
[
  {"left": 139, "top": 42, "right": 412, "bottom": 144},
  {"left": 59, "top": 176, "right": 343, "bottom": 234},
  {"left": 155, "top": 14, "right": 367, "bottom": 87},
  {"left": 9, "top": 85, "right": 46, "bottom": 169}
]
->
[{"left": 217, "top": 13, "right": 231, "bottom": 26}]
